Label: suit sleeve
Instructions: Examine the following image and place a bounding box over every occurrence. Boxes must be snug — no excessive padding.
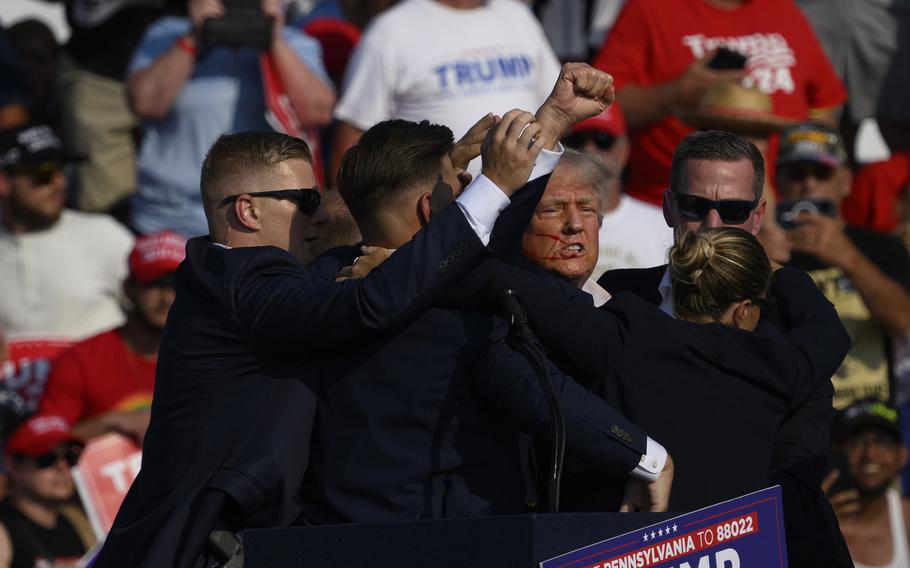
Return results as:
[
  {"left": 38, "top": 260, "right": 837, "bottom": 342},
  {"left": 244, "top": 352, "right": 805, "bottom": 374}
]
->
[
  {"left": 770, "top": 267, "right": 851, "bottom": 402},
  {"left": 487, "top": 173, "right": 551, "bottom": 263},
  {"left": 491, "top": 266, "right": 627, "bottom": 383},
  {"left": 235, "top": 203, "right": 487, "bottom": 349},
  {"left": 473, "top": 320, "right": 645, "bottom": 475}
]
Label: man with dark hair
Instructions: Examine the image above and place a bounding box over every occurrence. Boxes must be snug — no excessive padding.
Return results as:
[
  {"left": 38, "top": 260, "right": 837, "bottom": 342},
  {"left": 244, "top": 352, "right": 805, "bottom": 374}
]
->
[
  {"left": 598, "top": 129, "right": 853, "bottom": 567},
  {"left": 304, "top": 67, "right": 672, "bottom": 523},
  {"left": 338, "top": 119, "right": 462, "bottom": 232},
  {"left": 95, "top": 117, "right": 543, "bottom": 566}
]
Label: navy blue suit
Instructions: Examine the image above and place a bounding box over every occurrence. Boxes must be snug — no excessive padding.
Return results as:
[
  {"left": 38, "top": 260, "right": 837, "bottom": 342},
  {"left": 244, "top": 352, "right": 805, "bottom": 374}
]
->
[
  {"left": 302, "top": 248, "right": 647, "bottom": 523},
  {"left": 94, "top": 203, "right": 489, "bottom": 567},
  {"left": 300, "top": 170, "right": 654, "bottom": 523}
]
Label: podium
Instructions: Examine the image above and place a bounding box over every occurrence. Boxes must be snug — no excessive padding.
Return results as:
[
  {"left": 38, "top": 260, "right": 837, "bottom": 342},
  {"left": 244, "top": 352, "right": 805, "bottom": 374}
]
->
[{"left": 244, "top": 513, "right": 675, "bottom": 567}]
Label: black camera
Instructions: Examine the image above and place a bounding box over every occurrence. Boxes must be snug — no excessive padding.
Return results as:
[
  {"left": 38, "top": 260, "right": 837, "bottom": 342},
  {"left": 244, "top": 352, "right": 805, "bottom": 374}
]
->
[
  {"left": 776, "top": 198, "right": 837, "bottom": 229},
  {"left": 200, "top": 0, "right": 273, "bottom": 51}
]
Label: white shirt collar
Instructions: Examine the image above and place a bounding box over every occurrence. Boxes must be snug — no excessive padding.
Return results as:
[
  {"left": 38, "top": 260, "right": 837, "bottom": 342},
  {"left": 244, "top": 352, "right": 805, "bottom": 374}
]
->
[{"left": 582, "top": 278, "right": 612, "bottom": 308}]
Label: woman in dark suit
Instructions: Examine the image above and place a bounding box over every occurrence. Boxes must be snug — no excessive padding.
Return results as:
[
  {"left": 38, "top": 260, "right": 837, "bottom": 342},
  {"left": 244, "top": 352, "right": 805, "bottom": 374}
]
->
[{"left": 510, "top": 228, "right": 849, "bottom": 512}]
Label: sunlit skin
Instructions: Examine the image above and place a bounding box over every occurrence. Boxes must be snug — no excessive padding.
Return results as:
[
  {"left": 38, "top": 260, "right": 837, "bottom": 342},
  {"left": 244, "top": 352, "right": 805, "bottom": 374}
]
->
[
  {"left": 662, "top": 159, "right": 765, "bottom": 237},
  {"left": 522, "top": 173, "right": 602, "bottom": 288},
  {"left": 240, "top": 158, "right": 317, "bottom": 263},
  {"left": 0, "top": 169, "right": 66, "bottom": 233}
]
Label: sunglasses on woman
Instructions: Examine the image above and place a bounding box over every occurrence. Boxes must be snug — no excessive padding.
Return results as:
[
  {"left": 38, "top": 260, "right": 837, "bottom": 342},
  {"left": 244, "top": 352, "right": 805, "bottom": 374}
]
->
[
  {"left": 670, "top": 191, "right": 758, "bottom": 225},
  {"left": 221, "top": 187, "right": 321, "bottom": 216}
]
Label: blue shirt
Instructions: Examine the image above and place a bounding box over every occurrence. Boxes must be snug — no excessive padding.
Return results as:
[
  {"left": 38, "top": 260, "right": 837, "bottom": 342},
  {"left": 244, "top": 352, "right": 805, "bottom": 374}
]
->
[{"left": 128, "top": 17, "right": 330, "bottom": 237}]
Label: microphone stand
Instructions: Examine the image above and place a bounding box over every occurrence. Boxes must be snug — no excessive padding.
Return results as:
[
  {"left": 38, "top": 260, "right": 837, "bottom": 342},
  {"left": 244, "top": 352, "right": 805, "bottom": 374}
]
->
[{"left": 502, "top": 289, "right": 566, "bottom": 513}]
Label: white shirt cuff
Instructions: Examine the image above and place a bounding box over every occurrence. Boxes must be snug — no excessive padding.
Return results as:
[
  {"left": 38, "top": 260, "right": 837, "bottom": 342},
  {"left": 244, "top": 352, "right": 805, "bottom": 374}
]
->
[
  {"left": 630, "top": 437, "right": 668, "bottom": 483},
  {"left": 529, "top": 143, "right": 564, "bottom": 182},
  {"left": 455, "top": 174, "right": 511, "bottom": 246}
]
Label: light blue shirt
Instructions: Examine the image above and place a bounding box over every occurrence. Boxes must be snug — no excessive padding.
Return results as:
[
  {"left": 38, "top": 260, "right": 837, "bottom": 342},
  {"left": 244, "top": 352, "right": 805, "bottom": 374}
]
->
[{"left": 128, "top": 17, "right": 331, "bottom": 237}]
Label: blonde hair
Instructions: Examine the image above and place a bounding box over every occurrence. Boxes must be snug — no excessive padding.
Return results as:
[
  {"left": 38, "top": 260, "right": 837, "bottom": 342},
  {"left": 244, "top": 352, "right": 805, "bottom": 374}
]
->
[{"left": 669, "top": 228, "right": 771, "bottom": 322}]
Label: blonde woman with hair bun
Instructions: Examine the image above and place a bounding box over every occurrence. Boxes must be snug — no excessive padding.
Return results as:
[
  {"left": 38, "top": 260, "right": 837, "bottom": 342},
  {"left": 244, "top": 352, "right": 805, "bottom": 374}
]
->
[
  {"left": 499, "top": 229, "right": 850, "bottom": 513},
  {"left": 669, "top": 228, "right": 773, "bottom": 330}
]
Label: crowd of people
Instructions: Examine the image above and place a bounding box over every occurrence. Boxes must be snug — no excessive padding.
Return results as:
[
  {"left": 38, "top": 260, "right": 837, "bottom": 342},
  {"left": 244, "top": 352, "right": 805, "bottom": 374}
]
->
[{"left": 0, "top": 0, "right": 909, "bottom": 566}]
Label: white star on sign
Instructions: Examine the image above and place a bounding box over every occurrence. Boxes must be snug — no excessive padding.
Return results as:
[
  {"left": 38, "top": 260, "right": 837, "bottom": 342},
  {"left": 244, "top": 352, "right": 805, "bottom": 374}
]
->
[
  {"left": 666, "top": 526, "right": 672, "bottom": 535},
  {"left": 673, "top": 524, "right": 678, "bottom": 533},
  {"left": 658, "top": 529, "right": 664, "bottom": 537},
  {"left": 643, "top": 533, "right": 649, "bottom": 542},
  {"left": 651, "top": 531, "right": 657, "bottom": 539}
]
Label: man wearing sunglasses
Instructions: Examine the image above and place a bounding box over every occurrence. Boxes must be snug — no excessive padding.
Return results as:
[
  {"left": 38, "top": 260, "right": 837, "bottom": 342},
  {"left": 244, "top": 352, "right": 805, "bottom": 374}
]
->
[
  {"left": 777, "top": 123, "right": 910, "bottom": 413},
  {"left": 97, "top": 62, "right": 616, "bottom": 567},
  {"left": 598, "top": 129, "right": 854, "bottom": 567},
  {"left": 0, "top": 415, "right": 89, "bottom": 567}
]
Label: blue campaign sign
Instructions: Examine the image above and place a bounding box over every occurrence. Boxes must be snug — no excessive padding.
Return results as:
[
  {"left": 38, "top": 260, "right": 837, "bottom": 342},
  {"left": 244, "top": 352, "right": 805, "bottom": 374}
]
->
[{"left": 541, "top": 486, "right": 787, "bottom": 568}]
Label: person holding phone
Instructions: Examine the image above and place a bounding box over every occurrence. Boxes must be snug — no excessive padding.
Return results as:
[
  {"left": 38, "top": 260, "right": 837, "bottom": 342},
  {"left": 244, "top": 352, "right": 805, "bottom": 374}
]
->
[
  {"left": 778, "top": 123, "right": 910, "bottom": 411},
  {"left": 824, "top": 399, "right": 910, "bottom": 568},
  {"left": 592, "top": 0, "right": 846, "bottom": 207}
]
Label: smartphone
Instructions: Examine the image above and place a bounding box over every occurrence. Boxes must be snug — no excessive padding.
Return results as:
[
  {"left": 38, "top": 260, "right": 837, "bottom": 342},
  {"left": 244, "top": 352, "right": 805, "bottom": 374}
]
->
[
  {"left": 776, "top": 199, "right": 837, "bottom": 229},
  {"left": 826, "top": 450, "right": 858, "bottom": 496},
  {"left": 707, "top": 47, "right": 748, "bottom": 70}
]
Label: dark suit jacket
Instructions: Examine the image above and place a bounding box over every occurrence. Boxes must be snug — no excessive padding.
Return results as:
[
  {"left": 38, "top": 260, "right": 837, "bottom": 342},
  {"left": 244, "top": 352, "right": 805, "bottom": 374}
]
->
[
  {"left": 94, "top": 204, "right": 488, "bottom": 567},
  {"left": 302, "top": 247, "right": 646, "bottom": 523},
  {"left": 598, "top": 264, "right": 854, "bottom": 568},
  {"left": 300, "top": 172, "right": 649, "bottom": 523},
  {"left": 506, "top": 267, "right": 849, "bottom": 512}
]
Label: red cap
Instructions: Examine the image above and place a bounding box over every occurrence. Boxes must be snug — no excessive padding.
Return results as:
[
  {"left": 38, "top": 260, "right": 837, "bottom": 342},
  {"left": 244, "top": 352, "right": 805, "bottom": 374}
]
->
[
  {"left": 5, "top": 415, "right": 78, "bottom": 457},
  {"left": 571, "top": 103, "right": 627, "bottom": 138},
  {"left": 129, "top": 231, "right": 186, "bottom": 284},
  {"left": 303, "top": 18, "right": 361, "bottom": 80}
]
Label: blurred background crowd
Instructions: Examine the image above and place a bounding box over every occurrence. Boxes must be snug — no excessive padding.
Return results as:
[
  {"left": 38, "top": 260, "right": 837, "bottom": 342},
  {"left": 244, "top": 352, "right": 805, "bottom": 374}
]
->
[{"left": 0, "top": 0, "right": 908, "bottom": 565}]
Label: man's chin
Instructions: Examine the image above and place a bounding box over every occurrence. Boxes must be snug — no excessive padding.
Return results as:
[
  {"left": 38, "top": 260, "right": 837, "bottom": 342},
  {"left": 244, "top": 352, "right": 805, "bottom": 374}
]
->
[{"left": 857, "top": 479, "right": 893, "bottom": 499}]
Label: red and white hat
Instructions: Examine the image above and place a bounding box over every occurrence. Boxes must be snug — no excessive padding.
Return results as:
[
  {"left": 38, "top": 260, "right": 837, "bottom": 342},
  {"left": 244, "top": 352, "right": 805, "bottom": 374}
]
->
[
  {"left": 129, "top": 231, "right": 186, "bottom": 284},
  {"left": 5, "top": 415, "right": 78, "bottom": 457},
  {"left": 570, "top": 103, "right": 627, "bottom": 138}
]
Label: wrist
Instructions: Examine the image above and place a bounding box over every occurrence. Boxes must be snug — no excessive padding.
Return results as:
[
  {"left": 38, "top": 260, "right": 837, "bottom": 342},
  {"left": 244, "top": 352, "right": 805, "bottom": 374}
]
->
[
  {"left": 535, "top": 104, "right": 571, "bottom": 148},
  {"left": 837, "top": 243, "right": 866, "bottom": 274}
]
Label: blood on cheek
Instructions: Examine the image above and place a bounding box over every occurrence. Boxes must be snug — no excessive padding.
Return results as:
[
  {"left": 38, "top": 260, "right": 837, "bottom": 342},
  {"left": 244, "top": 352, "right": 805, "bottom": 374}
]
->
[{"left": 531, "top": 232, "right": 570, "bottom": 260}]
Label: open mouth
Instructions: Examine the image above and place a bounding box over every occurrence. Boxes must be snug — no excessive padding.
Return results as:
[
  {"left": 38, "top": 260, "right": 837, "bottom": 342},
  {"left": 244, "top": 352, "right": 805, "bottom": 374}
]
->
[
  {"left": 860, "top": 463, "right": 883, "bottom": 475},
  {"left": 559, "top": 243, "right": 584, "bottom": 257}
]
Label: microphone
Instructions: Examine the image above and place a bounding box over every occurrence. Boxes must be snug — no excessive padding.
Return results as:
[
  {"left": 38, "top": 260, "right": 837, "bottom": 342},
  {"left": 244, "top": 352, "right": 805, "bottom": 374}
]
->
[{"left": 500, "top": 288, "right": 566, "bottom": 513}]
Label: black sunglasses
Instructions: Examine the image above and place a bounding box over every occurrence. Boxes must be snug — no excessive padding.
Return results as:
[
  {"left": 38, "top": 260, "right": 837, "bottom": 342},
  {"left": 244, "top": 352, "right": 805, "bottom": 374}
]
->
[
  {"left": 563, "top": 131, "right": 617, "bottom": 152},
  {"left": 221, "top": 188, "right": 321, "bottom": 215},
  {"left": 17, "top": 443, "right": 82, "bottom": 469},
  {"left": 780, "top": 162, "right": 835, "bottom": 183},
  {"left": 671, "top": 191, "right": 758, "bottom": 224},
  {"left": 6, "top": 161, "right": 61, "bottom": 185}
]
